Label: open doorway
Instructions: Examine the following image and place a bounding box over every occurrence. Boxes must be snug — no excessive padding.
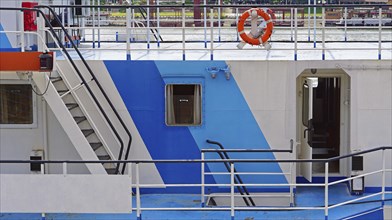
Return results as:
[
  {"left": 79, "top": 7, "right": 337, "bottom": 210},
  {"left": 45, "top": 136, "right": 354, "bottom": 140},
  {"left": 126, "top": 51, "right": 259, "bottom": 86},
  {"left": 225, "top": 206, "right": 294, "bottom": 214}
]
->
[{"left": 297, "top": 70, "right": 350, "bottom": 181}]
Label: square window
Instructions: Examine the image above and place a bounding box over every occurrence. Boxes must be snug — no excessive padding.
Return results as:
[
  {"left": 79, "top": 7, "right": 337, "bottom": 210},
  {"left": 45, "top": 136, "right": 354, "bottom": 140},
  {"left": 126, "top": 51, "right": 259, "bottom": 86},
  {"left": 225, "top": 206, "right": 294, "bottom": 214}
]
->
[
  {"left": 166, "top": 84, "right": 202, "bottom": 126},
  {"left": 0, "top": 84, "right": 33, "bottom": 124}
]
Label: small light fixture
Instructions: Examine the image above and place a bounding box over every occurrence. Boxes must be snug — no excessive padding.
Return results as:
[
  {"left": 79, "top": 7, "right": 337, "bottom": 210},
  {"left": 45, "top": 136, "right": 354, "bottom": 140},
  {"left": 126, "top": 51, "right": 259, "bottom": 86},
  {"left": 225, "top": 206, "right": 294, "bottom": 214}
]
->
[
  {"left": 206, "top": 65, "right": 231, "bottom": 80},
  {"left": 310, "top": 68, "right": 317, "bottom": 74}
]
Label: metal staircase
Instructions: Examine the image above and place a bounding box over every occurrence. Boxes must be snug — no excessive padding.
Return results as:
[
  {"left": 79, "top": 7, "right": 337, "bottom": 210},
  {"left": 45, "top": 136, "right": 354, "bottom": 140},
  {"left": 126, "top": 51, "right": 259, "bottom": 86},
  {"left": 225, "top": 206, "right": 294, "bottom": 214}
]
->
[{"left": 32, "top": 6, "right": 133, "bottom": 175}]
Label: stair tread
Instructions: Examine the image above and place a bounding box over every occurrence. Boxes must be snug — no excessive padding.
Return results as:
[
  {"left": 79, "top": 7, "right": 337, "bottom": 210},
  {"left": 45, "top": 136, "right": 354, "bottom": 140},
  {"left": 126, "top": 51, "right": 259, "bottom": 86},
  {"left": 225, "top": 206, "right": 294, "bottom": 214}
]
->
[
  {"left": 90, "top": 142, "right": 103, "bottom": 151},
  {"left": 81, "top": 129, "right": 94, "bottom": 137},
  {"left": 74, "top": 116, "right": 87, "bottom": 124},
  {"left": 98, "top": 155, "right": 111, "bottom": 160},
  {"left": 106, "top": 168, "right": 117, "bottom": 175},
  {"left": 50, "top": 77, "right": 63, "bottom": 83},
  {"left": 65, "top": 103, "right": 78, "bottom": 110}
]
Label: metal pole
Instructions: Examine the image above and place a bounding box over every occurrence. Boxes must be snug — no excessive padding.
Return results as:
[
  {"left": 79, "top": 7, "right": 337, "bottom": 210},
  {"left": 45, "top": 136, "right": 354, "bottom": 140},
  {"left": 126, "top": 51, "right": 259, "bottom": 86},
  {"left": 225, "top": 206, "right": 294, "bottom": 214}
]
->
[
  {"left": 382, "top": 149, "right": 385, "bottom": 205},
  {"left": 313, "top": 0, "right": 317, "bottom": 48},
  {"left": 230, "top": 162, "right": 235, "bottom": 220},
  {"left": 147, "top": 0, "right": 150, "bottom": 49},
  {"left": 210, "top": 8, "right": 214, "bottom": 61},
  {"left": 19, "top": 11, "right": 25, "bottom": 52},
  {"left": 136, "top": 163, "right": 141, "bottom": 220},
  {"left": 294, "top": 8, "right": 298, "bottom": 61},
  {"left": 344, "top": 7, "right": 347, "bottom": 42},
  {"left": 308, "top": 0, "right": 310, "bottom": 41},
  {"left": 157, "top": 0, "right": 160, "bottom": 48},
  {"left": 63, "top": 162, "right": 67, "bottom": 175},
  {"left": 126, "top": 8, "right": 131, "bottom": 60},
  {"left": 290, "top": 8, "right": 294, "bottom": 42},
  {"left": 236, "top": 8, "right": 239, "bottom": 42},
  {"left": 218, "top": 0, "right": 221, "bottom": 42},
  {"left": 325, "top": 162, "right": 329, "bottom": 220},
  {"left": 378, "top": 7, "right": 382, "bottom": 60},
  {"left": 201, "top": 152, "right": 205, "bottom": 207},
  {"left": 97, "top": 0, "right": 101, "bottom": 48},
  {"left": 322, "top": 7, "right": 325, "bottom": 60},
  {"left": 92, "top": 0, "right": 95, "bottom": 48},
  {"left": 182, "top": 0, "right": 186, "bottom": 61},
  {"left": 289, "top": 162, "right": 294, "bottom": 207},
  {"left": 204, "top": 0, "right": 207, "bottom": 48}
]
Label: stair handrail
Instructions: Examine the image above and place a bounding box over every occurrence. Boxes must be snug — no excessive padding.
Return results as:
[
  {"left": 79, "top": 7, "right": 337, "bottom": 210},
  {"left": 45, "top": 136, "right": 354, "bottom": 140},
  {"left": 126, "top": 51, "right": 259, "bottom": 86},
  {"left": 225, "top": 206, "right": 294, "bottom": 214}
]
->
[
  {"left": 138, "top": 6, "right": 164, "bottom": 42},
  {"left": 206, "top": 139, "right": 256, "bottom": 206},
  {"left": 0, "top": 6, "right": 133, "bottom": 174},
  {"left": 39, "top": 5, "right": 133, "bottom": 174}
]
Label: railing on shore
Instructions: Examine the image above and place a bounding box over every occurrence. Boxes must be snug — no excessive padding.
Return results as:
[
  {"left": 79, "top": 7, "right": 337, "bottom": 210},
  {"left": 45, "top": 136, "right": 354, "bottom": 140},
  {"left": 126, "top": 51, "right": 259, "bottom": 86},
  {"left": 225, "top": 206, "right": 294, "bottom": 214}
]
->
[{"left": 1, "top": 146, "right": 391, "bottom": 220}]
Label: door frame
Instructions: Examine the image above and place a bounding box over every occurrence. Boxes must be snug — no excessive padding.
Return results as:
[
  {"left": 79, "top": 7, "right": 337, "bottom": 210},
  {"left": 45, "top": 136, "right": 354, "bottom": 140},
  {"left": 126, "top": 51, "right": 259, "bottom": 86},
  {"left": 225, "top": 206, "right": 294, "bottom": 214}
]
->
[{"left": 296, "top": 69, "right": 351, "bottom": 178}]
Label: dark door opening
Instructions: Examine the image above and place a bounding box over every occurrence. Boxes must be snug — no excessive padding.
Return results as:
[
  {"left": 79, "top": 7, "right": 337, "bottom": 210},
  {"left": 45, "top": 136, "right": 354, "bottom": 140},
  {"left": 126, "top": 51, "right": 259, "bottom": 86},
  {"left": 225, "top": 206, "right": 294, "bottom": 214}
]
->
[{"left": 311, "top": 77, "right": 341, "bottom": 173}]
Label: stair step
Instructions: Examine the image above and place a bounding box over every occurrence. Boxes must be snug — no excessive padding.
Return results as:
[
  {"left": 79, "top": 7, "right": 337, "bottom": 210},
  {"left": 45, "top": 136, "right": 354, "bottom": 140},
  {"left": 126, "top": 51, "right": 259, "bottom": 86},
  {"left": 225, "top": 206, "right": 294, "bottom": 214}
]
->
[
  {"left": 50, "top": 77, "right": 63, "bottom": 83},
  {"left": 65, "top": 103, "right": 79, "bottom": 110},
  {"left": 98, "top": 155, "right": 111, "bottom": 160},
  {"left": 81, "top": 129, "right": 94, "bottom": 137},
  {"left": 90, "top": 142, "right": 103, "bottom": 151},
  {"left": 106, "top": 168, "right": 118, "bottom": 175},
  {"left": 74, "top": 116, "right": 87, "bottom": 124},
  {"left": 57, "top": 89, "right": 69, "bottom": 94}
]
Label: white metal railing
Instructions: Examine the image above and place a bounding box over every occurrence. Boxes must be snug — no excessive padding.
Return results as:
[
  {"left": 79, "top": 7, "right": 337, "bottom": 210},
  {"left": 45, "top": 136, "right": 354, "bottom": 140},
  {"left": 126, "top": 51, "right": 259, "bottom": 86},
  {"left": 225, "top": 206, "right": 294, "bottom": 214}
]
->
[{"left": 1, "top": 146, "right": 390, "bottom": 220}]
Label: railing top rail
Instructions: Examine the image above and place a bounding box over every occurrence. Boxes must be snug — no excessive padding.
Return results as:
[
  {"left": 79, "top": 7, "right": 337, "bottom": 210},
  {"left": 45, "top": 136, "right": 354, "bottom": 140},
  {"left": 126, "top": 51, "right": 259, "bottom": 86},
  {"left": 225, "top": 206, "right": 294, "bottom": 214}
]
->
[
  {"left": 0, "top": 146, "right": 390, "bottom": 164},
  {"left": 201, "top": 149, "right": 292, "bottom": 153},
  {"left": 36, "top": 3, "right": 392, "bottom": 9}
]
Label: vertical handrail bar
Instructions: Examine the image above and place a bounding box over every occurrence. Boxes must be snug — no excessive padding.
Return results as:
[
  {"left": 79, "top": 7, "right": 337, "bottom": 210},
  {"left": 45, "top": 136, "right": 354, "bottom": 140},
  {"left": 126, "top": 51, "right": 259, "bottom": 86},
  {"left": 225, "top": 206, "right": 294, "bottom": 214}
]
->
[
  {"left": 201, "top": 152, "right": 205, "bottom": 207},
  {"left": 322, "top": 6, "right": 325, "bottom": 60},
  {"left": 157, "top": 0, "right": 160, "bottom": 48},
  {"left": 182, "top": 0, "right": 186, "bottom": 61},
  {"left": 290, "top": 8, "right": 293, "bottom": 42},
  {"left": 378, "top": 7, "right": 382, "bottom": 60},
  {"left": 382, "top": 149, "right": 385, "bottom": 205},
  {"left": 235, "top": 7, "right": 239, "bottom": 42},
  {"left": 97, "top": 0, "right": 101, "bottom": 48},
  {"left": 62, "top": 162, "right": 67, "bottom": 175},
  {"left": 289, "top": 162, "right": 294, "bottom": 207},
  {"left": 313, "top": 0, "right": 316, "bottom": 48},
  {"left": 92, "top": 0, "right": 95, "bottom": 48},
  {"left": 218, "top": 0, "right": 221, "bottom": 42},
  {"left": 294, "top": 8, "right": 298, "bottom": 61},
  {"left": 230, "top": 162, "right": 235, "bottom": 220},
  {"left": 344, "top": 7, "right": 347, "bottom": 42},
  {"left": 136, "top": 163, "right": 141, "bottom": 220},
  {"left": 325, "top": 162, "right": 329, "bottom": 220},
  {"left": 210, "top": 7, "right": 214, "bottom": 60},
  {"left": 126, "top": 7, "right": 131, "bottom": 60},
  {"left": 19, "top": 11, "right": 25, "bottom": 52},
  {"left": 203, "top": 0, "right": 207, "bottom": 48},
  {"left": 147, "top": 0, "right": 150, "bottom": 49},
  {"left": 307, "top": 0, "right": 310, "bottom": 41}
]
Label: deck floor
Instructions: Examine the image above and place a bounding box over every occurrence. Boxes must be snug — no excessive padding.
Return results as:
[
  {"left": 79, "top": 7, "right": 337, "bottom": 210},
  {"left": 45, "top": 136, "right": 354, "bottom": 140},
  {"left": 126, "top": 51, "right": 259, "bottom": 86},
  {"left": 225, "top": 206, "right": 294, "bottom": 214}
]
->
[{"left": 1, "top": 184, "right": 391, "bottom": 220}]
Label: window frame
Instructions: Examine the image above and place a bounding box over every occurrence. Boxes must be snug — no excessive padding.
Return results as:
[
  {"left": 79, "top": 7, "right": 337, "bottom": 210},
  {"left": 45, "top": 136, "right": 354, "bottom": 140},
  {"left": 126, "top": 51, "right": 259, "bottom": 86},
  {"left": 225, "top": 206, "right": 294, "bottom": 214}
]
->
[
  {"left": 0, "top": 80, "right": 38, "bottom": 129},
  {"left": 165, "top": 83, "right": 203, "bottom": 127}
]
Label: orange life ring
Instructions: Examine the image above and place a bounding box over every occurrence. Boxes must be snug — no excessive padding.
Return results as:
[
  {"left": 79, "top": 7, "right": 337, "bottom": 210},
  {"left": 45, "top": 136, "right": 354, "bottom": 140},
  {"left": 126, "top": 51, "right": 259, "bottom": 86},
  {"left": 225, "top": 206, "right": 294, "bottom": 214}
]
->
[{"left": 237, "top": 8, "right": 274, "bottom": 46}]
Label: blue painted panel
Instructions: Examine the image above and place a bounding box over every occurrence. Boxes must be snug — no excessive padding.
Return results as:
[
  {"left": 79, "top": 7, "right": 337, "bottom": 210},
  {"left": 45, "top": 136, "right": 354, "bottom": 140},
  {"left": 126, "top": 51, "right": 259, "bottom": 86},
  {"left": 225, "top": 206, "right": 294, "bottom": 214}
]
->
[
  {"left": 155, "top": 61, "right": 287, "bottom": 188},
  {"left": 0, "top": 24, "right": 13, "bottom": 49},
  {"left": 340, "top": 207, "right": 383, "bottom": 220},
  {"left": 105, "top": 61, "right": 210, "bottom": 193}
]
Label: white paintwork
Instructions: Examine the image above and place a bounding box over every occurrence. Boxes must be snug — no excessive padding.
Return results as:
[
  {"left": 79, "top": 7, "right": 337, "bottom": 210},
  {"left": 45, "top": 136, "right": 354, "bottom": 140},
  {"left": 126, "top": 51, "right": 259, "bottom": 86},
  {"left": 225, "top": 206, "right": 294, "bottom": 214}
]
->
[
  {"left": 385, "top": 205, "right": 392, "bottom": 220},
  {"left": 32, "top": 72, "right": 106, "bottom": 174},
  {"left": 301, "top": 77, "right": 314, "bottom": 182},
  {"left": 0, "top": 174, "right": 131, "bottom": 213}
]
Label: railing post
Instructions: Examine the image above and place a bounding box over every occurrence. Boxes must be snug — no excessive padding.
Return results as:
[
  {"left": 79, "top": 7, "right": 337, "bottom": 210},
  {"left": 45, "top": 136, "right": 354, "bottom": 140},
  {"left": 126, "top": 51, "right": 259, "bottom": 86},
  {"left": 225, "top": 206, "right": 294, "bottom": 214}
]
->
[
  {"left": 157, "top": 0, "right": 160, "bottom": 48},
  {"left": 182, "top": 0, "right": 186, "bottom": 61},
  {"left": 378, "top": 7, "right": 382, "bottom": 60},
  {"left": 210, "top": 7, "right": 214, "bottom": 61},
  {"left": 307, "top": 0, "right": 311, "bottom": 42},
  {"left": 325, "top": 162, "right": 329, "bottom": 220},
  {"left": 126, "top": 7, "right": 131, "bottom": 60},
  {"left": 204, "top": 0, "right": 207, "bottom": 48},
  {"left": 136, "top": 162, "right": 141, "bottom": 220},
  {"left": 92, "top": 1, "right": 96, "bottom": 48},
  {"left": 322, "top": 7, "right": 325, "bottom": 60},
  {"left": 97, "top": 0, "right": 101, "bottom": 48},
  {"left": 382, "top": 149, "right": 385, "bottom": 206},
  {"left": 147, "top": 0, "right": 150, "bottom": 49},
  {"left": 19, "top": 11, "right": 25, "bottom": 52},
  {"left": 62, "top": 162, "right": 67, "bottom": 175},
  {"left": 294, "top": 8, "right": 298, "bottom": 61},
  {"left": 344, "top": 7, "right": 347, "bottom": 42},
  {"left": 290, "top": 8, "right": 294, "bottom": 42},
  {"left": 290, "top": 162, "right": 294, "bottom": 207},
  {"left": 218, "top": 0, "right": 221, "bottom": 42},
  {"left": 235, "top": 7, "right": 239, "bottom": 42},
  {"left": 313, "top": 0, "right": 317, "bottom": 48},
  {"left": 230, "top": 162, "right": 235, "bottom": 220},
  {"left": 201, "top": 152, "right": 205, "bottom": 207}
]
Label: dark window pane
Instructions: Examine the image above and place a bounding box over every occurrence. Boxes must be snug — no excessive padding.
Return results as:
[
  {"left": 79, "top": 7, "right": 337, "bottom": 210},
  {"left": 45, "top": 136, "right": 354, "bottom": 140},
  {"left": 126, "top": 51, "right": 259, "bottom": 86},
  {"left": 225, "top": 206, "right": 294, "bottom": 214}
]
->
[{"left": 0, "top": 84, "right": 33, "bottom": 124}]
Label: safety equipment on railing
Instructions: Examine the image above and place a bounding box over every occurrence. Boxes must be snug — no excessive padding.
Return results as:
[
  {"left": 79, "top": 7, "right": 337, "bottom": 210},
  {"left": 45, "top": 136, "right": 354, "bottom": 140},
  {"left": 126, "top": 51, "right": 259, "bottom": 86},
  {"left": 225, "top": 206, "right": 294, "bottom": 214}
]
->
[{"left": 237, "top": 8, "right": 274, "bottom": 49}]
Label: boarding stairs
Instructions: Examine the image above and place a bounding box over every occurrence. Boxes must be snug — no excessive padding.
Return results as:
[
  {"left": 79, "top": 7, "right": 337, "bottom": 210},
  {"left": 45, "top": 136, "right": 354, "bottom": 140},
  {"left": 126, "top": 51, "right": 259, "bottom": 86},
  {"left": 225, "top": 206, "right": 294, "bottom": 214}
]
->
[{"left": 33, "top": 6, "right": 132, "bottom": 175}]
